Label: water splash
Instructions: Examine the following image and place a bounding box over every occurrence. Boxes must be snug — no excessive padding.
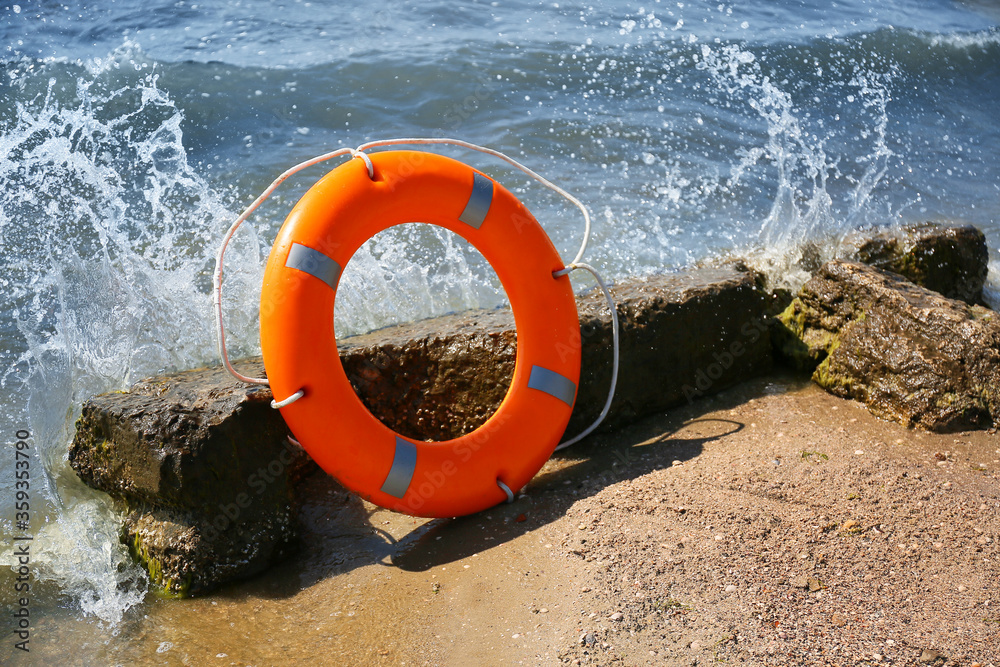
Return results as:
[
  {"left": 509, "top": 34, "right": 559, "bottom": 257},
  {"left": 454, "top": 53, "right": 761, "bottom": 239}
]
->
[
  {"left": 0, "top": 44, "right": 260, "bottom": 625},
  {"left": 695, "top": 40, "right": 897, "bottom": 287},
  {"left": 528, "top": 20, "right": 912, "bottom": 285}
]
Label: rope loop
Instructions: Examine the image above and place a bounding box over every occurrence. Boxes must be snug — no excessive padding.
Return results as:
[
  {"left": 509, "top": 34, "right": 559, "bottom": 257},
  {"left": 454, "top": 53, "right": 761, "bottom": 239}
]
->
[
  {"left": 271, "top": 388, "right": 305, "bottom": 409},
  {"left": 351, "top": 149, "right": 375, "bottom": 179},
  {"left": 553, "top": 264, "right": 575, "bottom": 279},
  {"left": 496, "top": 479, "right": 515, "bottom": 503},
  {"left": 553, "top": 263, "right": 619, "bottom": 451}
]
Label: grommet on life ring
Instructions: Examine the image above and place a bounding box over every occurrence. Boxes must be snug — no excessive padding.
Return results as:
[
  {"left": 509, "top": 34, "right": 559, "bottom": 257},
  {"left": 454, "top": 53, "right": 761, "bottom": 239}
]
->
[{"left": 259, "top": 150, "right": 581, "bottom": 518}]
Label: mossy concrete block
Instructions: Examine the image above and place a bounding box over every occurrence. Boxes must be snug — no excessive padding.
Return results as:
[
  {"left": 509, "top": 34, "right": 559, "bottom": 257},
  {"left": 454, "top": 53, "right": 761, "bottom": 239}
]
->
[
  {"left": 773, "top": 290, "right": 854, "bottom": 373},
  {"left": 71, "top": 362, "right": 312, "bottom": 596},
  {"left": 70, "top": 361, "right": 308, "bottom": 512},
  {"left": 122, "top": 501, "right": 297, "bottom": 598}
]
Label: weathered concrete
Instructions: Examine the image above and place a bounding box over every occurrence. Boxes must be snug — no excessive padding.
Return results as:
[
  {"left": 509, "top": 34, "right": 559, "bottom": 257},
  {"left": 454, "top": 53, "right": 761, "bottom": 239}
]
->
[
  {"left": 70, "top": 265, "right": 773, "bottom": 595},
  {"left": 854, "top": 224, "right": 990, "bottom": 305},
  {"left": 568, "top": 265, "right": 773, "bottom": 434},
  {"left": 343, "top": 265, "right": 774, "bottom": 441},
  {"left": 70, "top": 361, "right": 313, "bottom": 596},
  {"left": 337, "top": 308, "right": 516, "bottom": 441},
  {"left": 775, "top": 259, "right": 1000, "bottom": 432}
]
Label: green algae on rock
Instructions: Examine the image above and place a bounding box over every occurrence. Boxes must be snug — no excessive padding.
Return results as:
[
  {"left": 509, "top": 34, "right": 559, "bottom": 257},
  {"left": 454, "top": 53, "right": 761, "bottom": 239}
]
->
[
  {"left": 776, "top": 259, "right": 1000, "bottom": 432},
  {"left": 70, "top": 359, "right": 311, "bottom": 597}
]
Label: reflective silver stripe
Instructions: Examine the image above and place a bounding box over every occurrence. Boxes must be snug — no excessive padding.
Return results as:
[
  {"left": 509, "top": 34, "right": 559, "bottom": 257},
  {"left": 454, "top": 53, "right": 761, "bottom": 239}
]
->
[
  {"left": 527, "top": 365, "right": 577, "bottom": 407},
  {"left": 285, "top": 242, "right": 341, "bottom": 290},
  {"left": 380, "top": 437, "right": 417, "bottom": 498},
  {"left": 458, "top": 172, "right": 493, "bottom": 229}
]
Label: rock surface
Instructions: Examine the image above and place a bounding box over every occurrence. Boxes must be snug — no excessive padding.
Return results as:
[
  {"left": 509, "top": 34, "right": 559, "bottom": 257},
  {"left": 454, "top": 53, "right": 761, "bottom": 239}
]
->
[
  {"left": 568, "top": 265, "right": 773, "bottom": 435},
  {"left": 337, "top": 308, "right": 516, "bottom": 442},
  {"left": 352, "top": 267, "right": 771, "bottom": 440},
  {"left": 775, "top": 259, "right": 1000, "bottom": 431},
  {"left": 69, "top": 360, "right": 312, "bottom": 596},
  {"left": 351, "top": 265, "right": 774, "bottom": 441},
  {"left": 854, "top": 224, "right": 990, "bottom": 305},
  {"left": 70, "top": 265, "right": 773, "bottom": 595}
]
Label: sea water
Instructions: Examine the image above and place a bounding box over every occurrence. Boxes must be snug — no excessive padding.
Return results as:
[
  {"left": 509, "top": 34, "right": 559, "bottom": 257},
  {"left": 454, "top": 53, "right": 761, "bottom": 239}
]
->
[{"left": 1, "top": 0, "right": 997, "bottom": 651}]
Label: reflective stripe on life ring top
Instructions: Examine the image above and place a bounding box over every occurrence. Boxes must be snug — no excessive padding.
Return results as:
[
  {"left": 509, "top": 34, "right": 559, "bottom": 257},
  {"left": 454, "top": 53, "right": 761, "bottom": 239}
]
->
[{"left": 260, "top": 150, "right": 581, "bottom": 518}]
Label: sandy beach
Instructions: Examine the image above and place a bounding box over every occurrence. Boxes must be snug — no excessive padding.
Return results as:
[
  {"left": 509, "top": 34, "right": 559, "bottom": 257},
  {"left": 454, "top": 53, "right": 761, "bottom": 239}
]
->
[{"left": 19, "top": 372, "right": 996, "bottom": 666}]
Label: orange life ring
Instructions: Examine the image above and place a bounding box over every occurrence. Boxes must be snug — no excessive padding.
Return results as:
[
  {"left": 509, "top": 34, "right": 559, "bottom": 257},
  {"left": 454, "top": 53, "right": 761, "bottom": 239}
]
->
[{"left": 260, "top": 150, "right": 581, "bottom": 518}]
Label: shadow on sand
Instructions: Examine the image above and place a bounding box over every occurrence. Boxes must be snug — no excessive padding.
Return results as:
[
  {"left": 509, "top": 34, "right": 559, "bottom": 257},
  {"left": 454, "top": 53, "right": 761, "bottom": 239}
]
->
[{"left": 218, "top": 376, "right": 802, "bottom": 602}]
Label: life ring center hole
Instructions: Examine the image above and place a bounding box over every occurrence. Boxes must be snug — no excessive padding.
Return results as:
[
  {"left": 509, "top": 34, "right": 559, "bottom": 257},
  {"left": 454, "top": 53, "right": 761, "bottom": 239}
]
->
[{"left": 333, "top": 223, "right": 516, "bottom": 442}]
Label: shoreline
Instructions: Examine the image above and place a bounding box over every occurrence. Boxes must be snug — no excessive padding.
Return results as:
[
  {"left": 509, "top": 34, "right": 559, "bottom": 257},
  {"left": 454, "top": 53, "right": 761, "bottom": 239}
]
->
[{"left": 10, "top": 372, "right": 998, "bottom": 666}]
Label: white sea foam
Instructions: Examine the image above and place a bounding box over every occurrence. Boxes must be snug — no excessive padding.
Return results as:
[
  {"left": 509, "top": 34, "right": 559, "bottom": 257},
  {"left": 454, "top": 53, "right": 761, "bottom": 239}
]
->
[
  {"left": 0, "top": 44, "right": 258, "bottom": 625},
  {"left": 928, "top": 27, "right": 1000, "bottom": 50}
]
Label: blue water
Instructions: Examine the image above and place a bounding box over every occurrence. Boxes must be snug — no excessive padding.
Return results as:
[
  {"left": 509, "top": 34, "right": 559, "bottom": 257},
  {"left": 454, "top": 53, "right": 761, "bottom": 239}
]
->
[{"left": 1, "top": 0, "right": 998, "bottom": 638}]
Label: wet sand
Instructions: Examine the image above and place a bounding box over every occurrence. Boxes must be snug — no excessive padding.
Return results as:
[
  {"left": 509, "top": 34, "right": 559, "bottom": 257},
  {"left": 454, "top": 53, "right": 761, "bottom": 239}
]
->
[{"left": 8, "top": 373, "right": 999, "bottom": 666}]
